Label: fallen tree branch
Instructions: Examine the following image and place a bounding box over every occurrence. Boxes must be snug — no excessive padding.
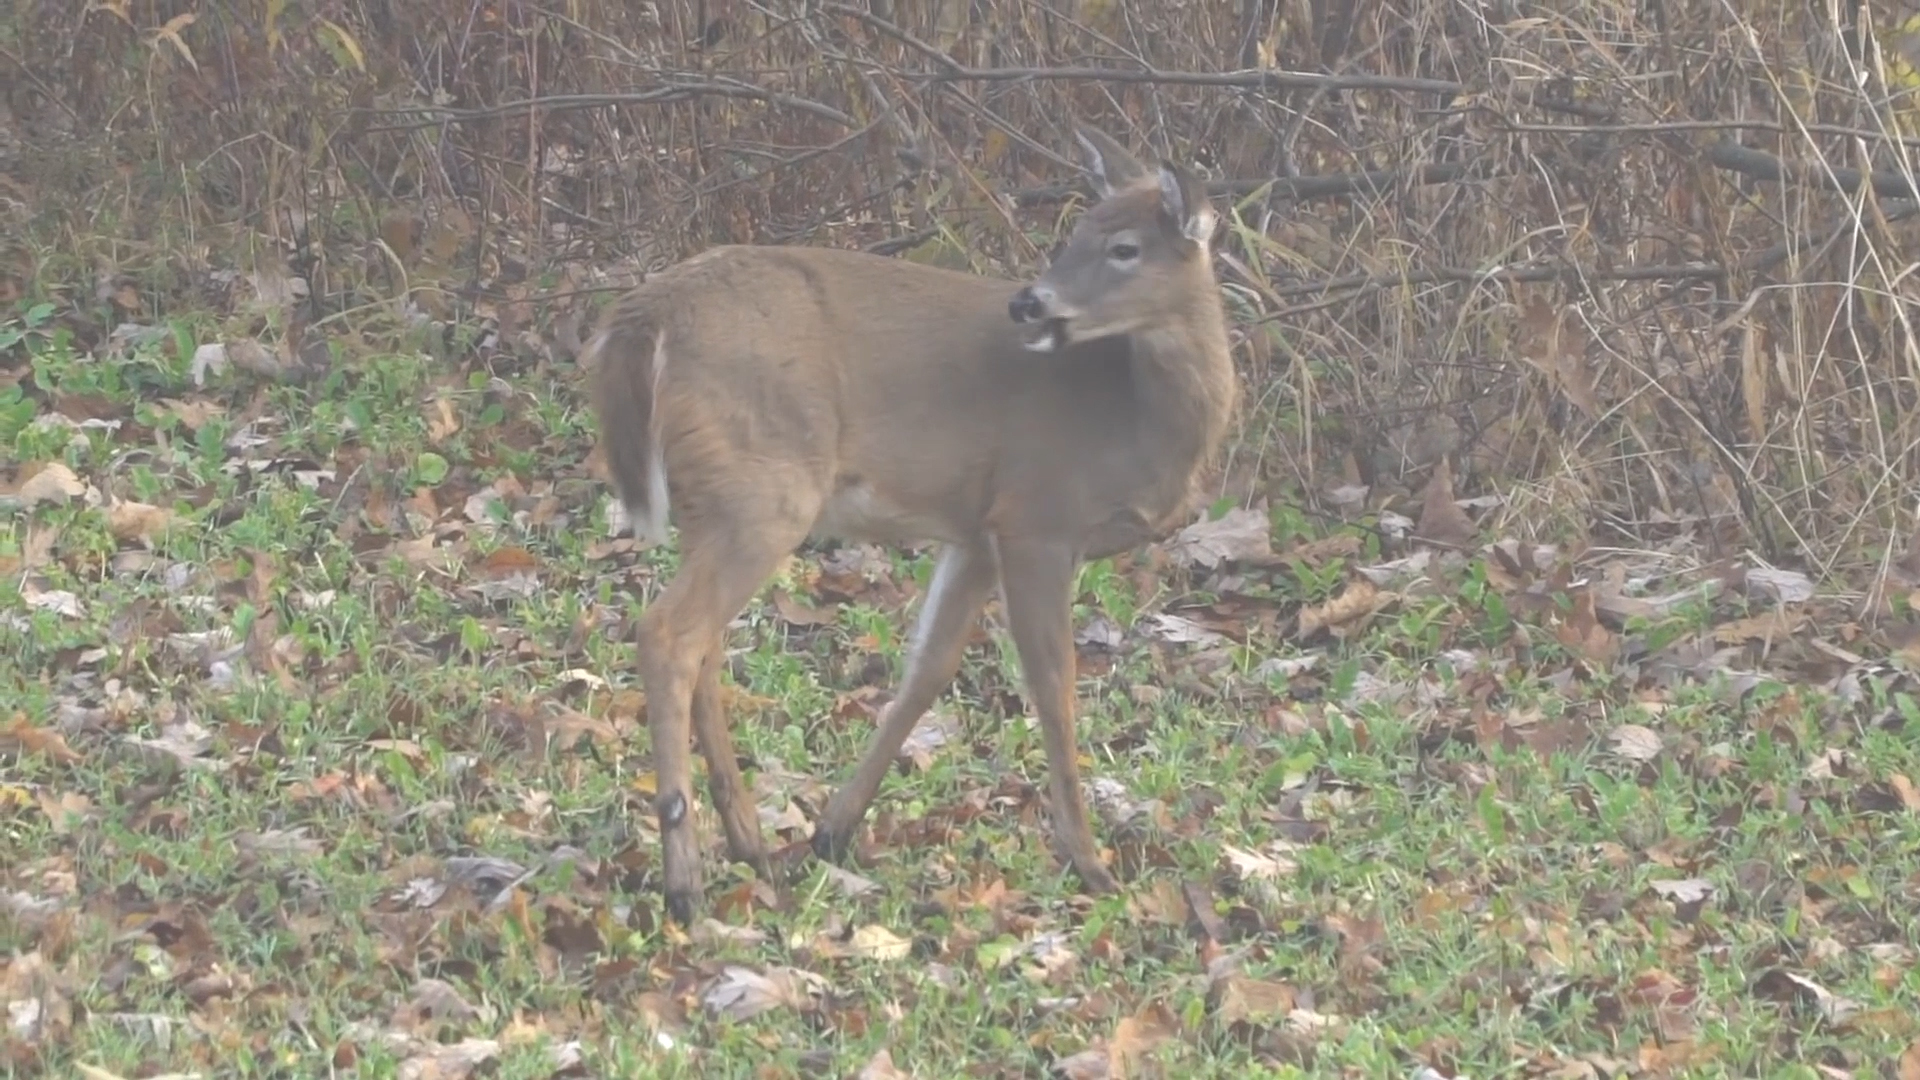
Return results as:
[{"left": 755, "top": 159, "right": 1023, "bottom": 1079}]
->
[
  {"left": 1509, "top": 118, "right": 1920, "bottom": 147},
  {"left": 1255, "top": 262, "right": 1728, "bottom": 307},
  {"left": 1706, "top": 140, "right": 1920, "bottom": 201},
  {"left": 1010, "top": 161, "right": 1490, "bottom": 207},
  {"left": 355, "top": 80, "right": 858, "bottom": 134}
]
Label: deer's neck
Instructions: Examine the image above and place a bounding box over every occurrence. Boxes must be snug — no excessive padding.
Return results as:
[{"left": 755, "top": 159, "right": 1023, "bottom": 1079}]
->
[{"left": 1127, "top": 312, "right": 1236, "bottom": 474}]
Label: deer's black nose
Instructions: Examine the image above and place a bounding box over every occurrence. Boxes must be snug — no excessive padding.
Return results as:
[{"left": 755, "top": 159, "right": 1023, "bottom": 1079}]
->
[{"left": 1009, "top": 284, "right": 1054, "bottom": 323}]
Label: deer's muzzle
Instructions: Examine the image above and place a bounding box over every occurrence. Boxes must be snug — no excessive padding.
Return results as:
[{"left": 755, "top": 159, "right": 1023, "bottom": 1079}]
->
[{"left": 1009, "top": 284, "right": 1073, "bottom": 352}]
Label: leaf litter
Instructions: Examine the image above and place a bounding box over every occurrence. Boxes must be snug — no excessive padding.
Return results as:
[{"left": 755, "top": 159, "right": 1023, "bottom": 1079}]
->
[{"left": 3, "top": 240, "right": 1916, "bottom": 1079}]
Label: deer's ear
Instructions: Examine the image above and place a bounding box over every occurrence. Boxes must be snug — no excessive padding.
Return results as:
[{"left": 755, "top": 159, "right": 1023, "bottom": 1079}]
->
[
  {"left": 1073, "top": 126, "right": 1149, "bottom": 199},
  {"left": 1157, "top": 161, "right": 1215, "bottom": 246}
]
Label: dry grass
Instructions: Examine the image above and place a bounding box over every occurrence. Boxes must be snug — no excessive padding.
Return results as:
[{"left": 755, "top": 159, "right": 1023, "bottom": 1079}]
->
[{"left": 6, "top": 2, "right": 1920, "bottom": 577}]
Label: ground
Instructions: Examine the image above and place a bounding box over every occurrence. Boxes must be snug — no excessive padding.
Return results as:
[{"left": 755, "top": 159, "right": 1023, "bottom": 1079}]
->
[{"left": 3, "top": 295, "right": 1919, "bottom": 1079}]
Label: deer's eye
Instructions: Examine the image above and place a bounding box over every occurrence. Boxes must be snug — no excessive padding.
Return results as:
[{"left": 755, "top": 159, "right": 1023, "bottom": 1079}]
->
[{"left": 1108, "top": 242, "right": 1141, "bottom": 261}]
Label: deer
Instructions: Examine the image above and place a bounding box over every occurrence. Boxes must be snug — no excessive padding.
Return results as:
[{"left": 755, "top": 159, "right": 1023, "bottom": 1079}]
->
[{"left": 584, "top": 125, "right": 1238, "bottom": 924}]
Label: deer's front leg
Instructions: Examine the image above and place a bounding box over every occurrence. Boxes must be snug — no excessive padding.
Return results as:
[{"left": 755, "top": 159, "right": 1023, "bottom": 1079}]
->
[
  {"left": 995, "top": 537, "right": 1119, "bottom": 896},
  {"left": 814, "top": 539, "right": 996, "bottom": 862}
]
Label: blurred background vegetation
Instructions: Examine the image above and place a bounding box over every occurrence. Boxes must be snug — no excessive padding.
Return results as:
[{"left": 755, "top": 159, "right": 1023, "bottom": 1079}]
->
[{"left": 5, "top": 0, "right": 1920, "bottom": 595}]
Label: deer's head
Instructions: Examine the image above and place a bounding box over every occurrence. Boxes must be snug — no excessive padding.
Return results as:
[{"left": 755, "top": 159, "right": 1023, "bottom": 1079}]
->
[{"left": 1009, "top": 126, "right": 1217, "bottom": 352}]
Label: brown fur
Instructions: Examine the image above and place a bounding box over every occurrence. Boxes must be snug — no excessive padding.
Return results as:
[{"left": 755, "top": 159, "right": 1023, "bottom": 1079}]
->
[{"left": 584, "top": 127, "right": 1237, "bottom": 923}]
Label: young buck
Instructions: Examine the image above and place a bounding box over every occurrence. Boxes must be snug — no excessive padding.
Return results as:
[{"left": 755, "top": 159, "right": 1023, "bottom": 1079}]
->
[{"left": 586, "top": 126, "right": 1236, "bottom": 923}]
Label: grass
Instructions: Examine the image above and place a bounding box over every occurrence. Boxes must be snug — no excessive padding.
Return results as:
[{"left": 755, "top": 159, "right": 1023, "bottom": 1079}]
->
[{"left": 3, "top": 295, "right": 1919, "bottom": 1080}]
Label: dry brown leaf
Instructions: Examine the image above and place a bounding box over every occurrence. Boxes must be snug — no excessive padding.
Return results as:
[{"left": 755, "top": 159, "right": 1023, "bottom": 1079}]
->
[
  {"left": 1516, "top": 297, "right": 1601, "bottom": 419},
  {"left": 474, "top": 546, "right": 538, "bottom": 578},
  {"left": 106, "top": 499, "right": 177, "bottom": 545},
  {"left": 159, "top": 397, "right": 225, "bottom": 429},
  {"left": 1897, "top": 1039, "right": 1920, "bottom": 1080},
  {"left": 1890, "top": 774, "right": 1920, "bottom": 813},
  {"left": 1108, "top": 1001, "right": 1179, "bottom": 1077},
  {"left": 1745, "top": 566, "right": 1816, "bottom": 604},
  {"left": 1412, "top": 458, "right": 1476, "bottom": 548},
  {"left": 542, "top": 707, "right": 621, "bottom": 753},
  {"left": 11, "top": 462, "right": 89, "bottom": 507},
  {"left": 771, "top": 587, "right": 838, "bottom": 626},
  {"left": 1712, "top": 608, "right": 1806, "bottom": 644},
  {"left": 1554, "top": 588, "right": 1620, "bottom": 668},
  {"left": 397, "top": 1037, "right": 499, "bottom": 1080},
  {"left": 1609, "top": 723, "right": 1663, "bottom": 762},
  {"left": 1166, "top": 506, "right": 1274, "bottom": 569},
  {"left": 857, "top": 1048, "right": 913, "bottom": 1080},
  {"left": 36, "top": 789, "right": 93, "bottom": 834},
  {"left": 426, "top": 396, "right": 461, "bottom": 443},
  {"left": 700, "top": 964, "right": 827, "bottom": 1021},
  {"left": 2, "top": 713, "right": 83, "bottom": 764},
  {"left": 1212, "top": 975, "right": 1296, "bottom": 1027},
  {"left": 1296, "top": 577, "right": 1388, "bottom": 639},
  {"left": 1054, "top": 1048, "right": 1111, "bottom": 1080}
]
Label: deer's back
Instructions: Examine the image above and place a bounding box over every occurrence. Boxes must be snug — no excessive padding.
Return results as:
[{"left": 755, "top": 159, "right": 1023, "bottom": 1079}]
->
[{"left": 613, "top": 244, "right": 1228, "bottom": 551}]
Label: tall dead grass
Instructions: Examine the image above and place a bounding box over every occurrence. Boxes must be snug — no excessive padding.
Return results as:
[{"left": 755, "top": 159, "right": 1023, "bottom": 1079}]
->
[{"left": 4, "top": 0, "right": 1918, "bottom": 594}]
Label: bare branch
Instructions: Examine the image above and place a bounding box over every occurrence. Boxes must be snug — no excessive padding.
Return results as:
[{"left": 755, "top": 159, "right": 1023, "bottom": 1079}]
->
[
  {"left": 356, "top": 83, "right": 858, "bottom": 135},
  {"left": 1010, "top": 162, "right": 1491, "bottom": 207},
  {"left": 1706, "top": 140, "right": 1920, "bottom": 201}
]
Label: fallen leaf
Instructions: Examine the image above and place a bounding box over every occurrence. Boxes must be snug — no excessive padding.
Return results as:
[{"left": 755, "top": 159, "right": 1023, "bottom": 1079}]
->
[
  {"left": 1166, "top": 506, "right": 1274, "bottom": 569},
  {"left": 849, "top": 924, "right": 912, "bottom": 961},
  {"left": 1054, "top": 1048, "right": 1110, "bottom": 1080},
  {"left": 1649, "top": 878, "right": 1715, "bottom": 904},
  {"left": 1543, "top": 588, "right": 1617, "bottom": 671},
  {"left": 821, "top": 863, "right": 880, "bottom": 899},
  {"left": 1211, "top": 974, "right": 1297, "bottom": 1027},
  {"left": 1412, "top": 458, "right": 1476, "bottom": 548},
  {"left": 1108, "top": 1001, "right": 1178, "bottom": 1076},
  {"left": 397, "top": 1037, "right": 499, "bottom": 1080},
  {"left": 2, "top": 713, "right": 84, "bottom": 764},
  {"left": 897, "top": 710, "right": 960, "bottom": 771},
  {"left": 1745, "top": 566, "right": 1816, "bottom": 604},
  {"left": 10, "top": 462, "right": 89, "bottom": 507},
  {"left": 771, "top": 588, "right": 838, "bottom": 626},
  {"left": 190, "top": 342, "right": 230, "bottom": 385},
  {"left": 1891, "top": 774, "right": 1920, "bottom": 813},
  {"left": 1712, "top": 608, "right": 1806, "bottom": 644},
  {"left": 691, "top": 918, "right": 769, "bottom": 947},
  {"left": 106, "top": 500, "right": 178, "bottom": 545},
  {"left": 701, "top": 965, "right": 827, "bottom": 1021},
  {"left": 426, "top": 396, "right": 461, "bottom": 443},
  {"left": 1140, "top": 612, "right": 1228, "bottom": 646},
  {"left": 1609, "top": 723, "right": 1663, "bottom": 762},
  {"left": 1296, "top": 577, "right": 1389, "bottom": 639},
  {"left": 856, "top": 1048, "right": 912, "bottom": 1080}
]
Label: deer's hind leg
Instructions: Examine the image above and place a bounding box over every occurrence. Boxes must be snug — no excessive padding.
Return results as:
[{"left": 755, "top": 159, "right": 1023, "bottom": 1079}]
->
[
  {"left": 690, "top": 638, "right": 769, "bottom": 877},
  {"left": 637, "top": 478, "right": 821, "bottom": 925}
]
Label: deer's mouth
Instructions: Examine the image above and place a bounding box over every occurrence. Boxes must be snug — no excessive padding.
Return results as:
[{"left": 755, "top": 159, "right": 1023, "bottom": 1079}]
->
[{"left": 1020, "top": 317, "right": 1070, "bottom": 352}]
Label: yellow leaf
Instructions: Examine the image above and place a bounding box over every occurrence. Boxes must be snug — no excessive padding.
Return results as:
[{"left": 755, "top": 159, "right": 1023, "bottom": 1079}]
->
[
  {"left": 317, "top": 17, "right": 367, "bottom": 72},
  {"left": 982, "top": 128, "right": 1009, "bottom": 166},
  {"left": 264, "top": 0, "right": 286, "bottom": 52},
  {"left": 849, "top": 924, "right": 912, "bottom": 961},
  {"left": 151, "top": 12, "right": 199, "bottom": 70}
]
